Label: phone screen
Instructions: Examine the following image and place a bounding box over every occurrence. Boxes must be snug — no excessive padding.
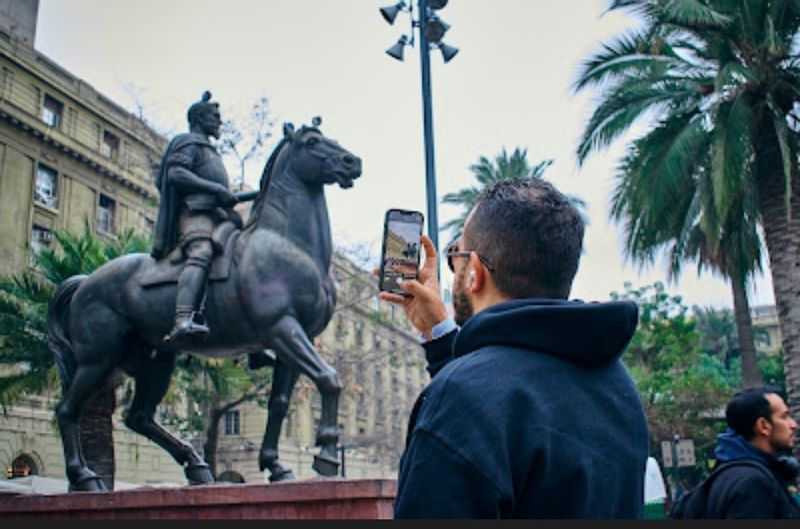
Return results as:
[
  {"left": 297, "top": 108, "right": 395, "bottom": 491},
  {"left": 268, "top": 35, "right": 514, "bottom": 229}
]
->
[{"left": 379, "top": 209, "right": 424, "bottom": 295}]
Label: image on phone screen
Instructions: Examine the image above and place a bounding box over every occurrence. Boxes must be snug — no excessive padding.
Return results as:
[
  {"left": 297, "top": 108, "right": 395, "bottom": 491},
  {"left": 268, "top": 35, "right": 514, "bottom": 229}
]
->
[{"left": 380, "top": 211, "right": 423, "bottom": 294}]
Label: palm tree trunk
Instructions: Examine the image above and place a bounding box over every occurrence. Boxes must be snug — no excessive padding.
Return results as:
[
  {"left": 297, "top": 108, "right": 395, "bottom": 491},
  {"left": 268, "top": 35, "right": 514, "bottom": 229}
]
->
[
  {"left": 79, "top": 377, "right": 117, "bottom": 490},
  {"left": 729, "top": 268, "right": 763, "bottom": 389},
  {"left": 756, "top": 146, "right": 800, "bottom": 457}
]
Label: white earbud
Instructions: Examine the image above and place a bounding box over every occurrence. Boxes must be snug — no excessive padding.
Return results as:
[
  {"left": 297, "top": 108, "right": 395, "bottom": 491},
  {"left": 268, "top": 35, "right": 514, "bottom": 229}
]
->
[{"left": 467, "top": 271, "right": 475, "bottom": 287}]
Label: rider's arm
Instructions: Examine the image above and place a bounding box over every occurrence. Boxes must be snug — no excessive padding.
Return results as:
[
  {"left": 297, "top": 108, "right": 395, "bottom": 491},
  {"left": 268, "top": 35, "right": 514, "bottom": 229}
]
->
[{"left": 166, "top": 146, "right": 232, "bottom": 199}]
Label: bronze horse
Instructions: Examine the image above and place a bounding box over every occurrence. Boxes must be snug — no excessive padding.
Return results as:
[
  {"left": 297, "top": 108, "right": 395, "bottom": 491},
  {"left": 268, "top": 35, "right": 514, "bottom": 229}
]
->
[{"left": 47, "top": 122, "right": 362, "bottom": 491}]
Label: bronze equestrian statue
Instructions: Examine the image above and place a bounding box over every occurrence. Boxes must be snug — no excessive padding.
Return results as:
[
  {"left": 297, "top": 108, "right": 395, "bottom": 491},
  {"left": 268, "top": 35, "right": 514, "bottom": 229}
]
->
[{"left": 47, "top": 96, "right": 362, "bottom": 491}]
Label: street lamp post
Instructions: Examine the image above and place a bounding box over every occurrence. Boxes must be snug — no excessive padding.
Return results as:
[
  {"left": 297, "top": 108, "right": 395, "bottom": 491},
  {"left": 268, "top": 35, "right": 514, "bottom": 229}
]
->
[
  {"left": 418, "top": 1, "right": 439, "bottom": 255},
  {"left": 380, "top": 0, "right": 459, "bottom": 276}
]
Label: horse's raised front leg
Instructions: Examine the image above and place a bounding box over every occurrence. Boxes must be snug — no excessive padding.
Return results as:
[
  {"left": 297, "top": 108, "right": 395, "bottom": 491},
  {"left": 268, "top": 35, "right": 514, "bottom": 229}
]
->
[
  {"left": 124, "top": 349, "right": 214, "bottom": 485},
  {"left": 258, "top": 358, "right": 300, "bottom": 482},
  {"left": 55, "top": 361, "right": 115, "bottom": 492},
  {"left": 265, "top": 315, "right": 340, "bottom": 477}
]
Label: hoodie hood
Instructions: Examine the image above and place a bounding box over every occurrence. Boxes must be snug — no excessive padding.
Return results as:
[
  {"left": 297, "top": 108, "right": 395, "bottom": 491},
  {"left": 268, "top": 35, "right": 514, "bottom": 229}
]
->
[
  {"left": 452, "top": 298, "right": 639, "bottom": 368},
  {"left": 714, "top": 429, "right": 777, "bottom": 467}
]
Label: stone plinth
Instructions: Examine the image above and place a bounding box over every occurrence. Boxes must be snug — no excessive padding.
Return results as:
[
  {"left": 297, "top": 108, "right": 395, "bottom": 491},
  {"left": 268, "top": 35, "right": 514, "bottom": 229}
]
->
[{"left": 0, "top": 478, "right": 397, "bottom": 519}]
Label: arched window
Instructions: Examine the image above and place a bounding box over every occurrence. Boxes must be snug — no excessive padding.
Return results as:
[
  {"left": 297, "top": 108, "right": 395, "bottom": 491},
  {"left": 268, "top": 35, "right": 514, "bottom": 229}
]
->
[
  {"left": 7, "top": 454, "right": 38, "bottom": 478},
  {"left": 217, "top": 471, "right": 245, "bottom": 484}
]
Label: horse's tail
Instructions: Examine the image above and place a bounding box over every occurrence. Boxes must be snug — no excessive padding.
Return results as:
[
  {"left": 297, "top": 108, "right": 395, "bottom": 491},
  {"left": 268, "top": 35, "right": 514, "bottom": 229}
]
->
[{"left": 47, "top": 275, "right": 88, "bottom": 395}]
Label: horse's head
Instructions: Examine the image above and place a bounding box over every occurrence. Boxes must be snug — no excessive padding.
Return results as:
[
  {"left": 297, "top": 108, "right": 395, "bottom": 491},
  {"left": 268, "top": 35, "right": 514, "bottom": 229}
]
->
[{"left": 282, "top": 120, "right": 362, "bottom": 189}]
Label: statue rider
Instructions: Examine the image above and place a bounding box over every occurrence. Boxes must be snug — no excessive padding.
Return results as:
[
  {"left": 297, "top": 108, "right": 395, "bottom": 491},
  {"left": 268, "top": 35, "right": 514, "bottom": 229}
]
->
[{"left": 151, "top": 91, "right": 241, "bottom": 343}]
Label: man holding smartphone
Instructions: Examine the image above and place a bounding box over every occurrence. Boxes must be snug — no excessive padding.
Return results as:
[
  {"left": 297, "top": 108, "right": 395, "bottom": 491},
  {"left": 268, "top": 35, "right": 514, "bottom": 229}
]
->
[{"left": 379, "top": 178, "right": 649, "bottom": 518}]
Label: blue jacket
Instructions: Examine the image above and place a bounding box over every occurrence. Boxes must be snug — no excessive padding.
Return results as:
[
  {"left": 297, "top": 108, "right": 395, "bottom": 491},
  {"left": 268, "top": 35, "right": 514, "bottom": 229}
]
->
[
  {"left": 703, "top": 431, "right": 800, "bottom": 518},
  {"left": 394, "top": 298, "right": 649, "bottom": 518}
]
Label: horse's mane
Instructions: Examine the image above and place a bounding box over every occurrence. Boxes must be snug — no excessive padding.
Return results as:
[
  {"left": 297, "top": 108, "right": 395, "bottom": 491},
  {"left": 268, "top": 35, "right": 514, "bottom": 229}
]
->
[{"left": 244, "top": 126, "right": 320, "bottom": 230}]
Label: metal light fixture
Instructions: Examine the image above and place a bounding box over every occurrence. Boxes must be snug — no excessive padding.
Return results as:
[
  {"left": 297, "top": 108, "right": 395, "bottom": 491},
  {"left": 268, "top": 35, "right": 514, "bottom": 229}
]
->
[
  {"left": 378, "top": 0, "right": 460, "bottom": 272},
  {"left": 380, "top": 1, "right": 408, "bottom": 25},
  {"left": 438, "top": 42, "right": 459, "bottom": 63},
  {"left": 422, "top": 14, "right": 450, "bottom": 43},
  {"left": 386, "top": 35, "right": 409, "bottom": 61}
]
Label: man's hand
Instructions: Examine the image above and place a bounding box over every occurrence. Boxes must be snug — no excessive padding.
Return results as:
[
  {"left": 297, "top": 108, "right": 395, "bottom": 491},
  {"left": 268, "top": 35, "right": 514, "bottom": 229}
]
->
[
  {"left": 217, "top": 188, "right": 239, "bottom": 208},
  {"left": 376, "top": 235, "right": 448, "bottom": 340}
]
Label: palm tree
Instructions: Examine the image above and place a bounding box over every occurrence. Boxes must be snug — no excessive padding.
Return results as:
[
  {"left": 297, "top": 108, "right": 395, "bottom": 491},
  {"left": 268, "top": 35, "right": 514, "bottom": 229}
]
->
[
  {"left": 442, "top": 147, "right": 584, "bottom": 242},
  {"left": 0, "top": 273, "right": 57, "bottom": 407},
  {"left": 574, "top": 1, "right": 800, "bottom": 408},
  {"left": 611, "top": 130, "right": 764, "bottom": 387},
  {"left": 0, "top": 223, "right": 150, "bottom": 488}
]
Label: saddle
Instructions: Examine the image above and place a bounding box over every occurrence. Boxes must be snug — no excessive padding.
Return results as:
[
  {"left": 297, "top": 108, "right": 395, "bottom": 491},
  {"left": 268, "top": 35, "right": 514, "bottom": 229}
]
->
[{"left": 140, "top": 221, "right": 241, "bottom": 287}]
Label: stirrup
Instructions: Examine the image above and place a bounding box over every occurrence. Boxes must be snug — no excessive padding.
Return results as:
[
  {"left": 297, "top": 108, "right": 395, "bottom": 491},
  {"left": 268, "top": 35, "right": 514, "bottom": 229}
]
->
[{"left": 164, "top": 318, "right": 210, "bottom": 343}]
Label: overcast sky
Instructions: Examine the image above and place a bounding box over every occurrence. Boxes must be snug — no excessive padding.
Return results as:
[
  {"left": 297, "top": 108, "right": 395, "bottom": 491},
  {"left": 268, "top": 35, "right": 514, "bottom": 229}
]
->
[{"left": 35, "top": 0, "right": 776, "bottom": 310}]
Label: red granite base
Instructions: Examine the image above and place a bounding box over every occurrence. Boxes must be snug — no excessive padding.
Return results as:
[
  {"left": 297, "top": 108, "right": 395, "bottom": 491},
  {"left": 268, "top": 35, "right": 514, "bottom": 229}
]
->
[{"left": 0, "top": 478, "right": 397, "bottom": 519}]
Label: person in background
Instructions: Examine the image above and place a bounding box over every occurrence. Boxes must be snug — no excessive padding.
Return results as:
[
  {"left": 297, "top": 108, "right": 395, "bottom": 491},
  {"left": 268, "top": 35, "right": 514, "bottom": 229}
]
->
[{"left": 703, "top": 387, "right": 800, "bottom": 519}]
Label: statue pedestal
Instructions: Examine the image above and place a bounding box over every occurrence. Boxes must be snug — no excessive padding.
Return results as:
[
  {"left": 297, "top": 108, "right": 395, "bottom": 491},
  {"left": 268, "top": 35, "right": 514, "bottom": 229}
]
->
[{"left": 0, "top": 478, "right": 397, "bottom": 519}]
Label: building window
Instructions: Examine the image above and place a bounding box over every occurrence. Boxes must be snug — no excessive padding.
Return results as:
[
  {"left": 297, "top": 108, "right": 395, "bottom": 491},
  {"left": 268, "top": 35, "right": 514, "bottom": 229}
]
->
[
  {"left": 7, "top": 454, "right": 38, "bottom": 478},
  {"left": 100, "top": 130, "right": 120, "bottom": 159},
  {"left": 97, "top": 194, "right": 116, "bottom": 234},
  {"left": 224, "top": 410, "right": 240, "bottom": 435},
  {"left": 284, "top": 412, "right": 293, "bottom": 438},
  {"left": 34, "top": 164, "right": 58, "bottom": 209},
  {"left": 354, "top": 321, "right": 364, "bottom": 346},
  {"left": 40, "top": 94, "right": 63, "bottom": 128},
  {"left": 30, "top": 225, "right": 53, "bottom": 263}
]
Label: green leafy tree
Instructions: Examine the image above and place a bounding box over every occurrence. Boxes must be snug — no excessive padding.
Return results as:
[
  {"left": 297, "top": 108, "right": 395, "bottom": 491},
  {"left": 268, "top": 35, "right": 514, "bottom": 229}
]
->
[
  {"left": 441, "top": 148, "right": 586, "bottom": 242},
  {"left": 176, "top": 357, "right": 272, "bottom": 478},
  {"left": 0, "top": 223, "right": 150, "bottom": 488},
  {"left": 0, "top": 273, "right": 56, "bottom": 407},
  {"left": 613, "top": 282, "right": 732, "bottom": 487},
  {"left": 574, "top": 1, "right": 800, "bottom": 405}
]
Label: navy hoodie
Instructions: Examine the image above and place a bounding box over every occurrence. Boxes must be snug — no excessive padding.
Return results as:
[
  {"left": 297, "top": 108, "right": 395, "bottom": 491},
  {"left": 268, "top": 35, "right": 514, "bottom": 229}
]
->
[
  {"left": 394, "top": 298, "right": 649, "bottom": 519},
  {"left": 703, "top": 430, "right": 800, "bottom": 518}
]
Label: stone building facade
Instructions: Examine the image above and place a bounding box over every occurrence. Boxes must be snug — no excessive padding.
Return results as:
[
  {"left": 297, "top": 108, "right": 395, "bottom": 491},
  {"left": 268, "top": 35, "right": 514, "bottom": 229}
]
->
[{"left": 0, "top": 22, "right": 163, "bottom": 275}]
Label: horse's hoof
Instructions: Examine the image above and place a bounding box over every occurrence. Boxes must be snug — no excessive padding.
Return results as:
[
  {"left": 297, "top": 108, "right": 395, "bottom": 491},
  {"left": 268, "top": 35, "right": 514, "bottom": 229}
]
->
[
  {"left": 185, "top": 462, "right": 214, "bottom": 485},
  {"left": 69, "top": 474, "right": 107, "bottom": 493},
  {"left": 269, "top": 468, "right": 295, "bottom": 483},
  {"left": 313, "top": 454, "right": 340, "bottom": 477}
]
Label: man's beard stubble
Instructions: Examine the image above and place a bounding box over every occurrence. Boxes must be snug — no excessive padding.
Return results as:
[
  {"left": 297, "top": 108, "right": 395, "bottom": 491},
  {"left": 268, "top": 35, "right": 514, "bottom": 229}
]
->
[{"left": 452, "top": 267, "right": 474, "bottom": 327}]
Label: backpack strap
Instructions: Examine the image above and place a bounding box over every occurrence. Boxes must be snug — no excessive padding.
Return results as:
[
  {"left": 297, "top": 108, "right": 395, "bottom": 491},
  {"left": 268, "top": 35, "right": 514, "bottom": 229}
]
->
[{"left": 669, "top": 460, "right": 776, "bottom": 519}]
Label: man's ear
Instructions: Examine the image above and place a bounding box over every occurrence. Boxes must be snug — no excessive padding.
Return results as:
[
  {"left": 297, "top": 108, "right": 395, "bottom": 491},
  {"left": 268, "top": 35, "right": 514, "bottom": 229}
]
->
[
  {"left": 468, "top": 253, "right": 486, "bottom": 293},
  {"left": 754, "top": 416, "right": 773, "bottom": 438}
]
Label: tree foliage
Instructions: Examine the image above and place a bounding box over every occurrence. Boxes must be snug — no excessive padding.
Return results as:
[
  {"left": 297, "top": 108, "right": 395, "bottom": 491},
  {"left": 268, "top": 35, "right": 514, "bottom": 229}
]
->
[
  {"left": 574, "top": 0, "right": 800, "bottom": 431},
  {"left": 441, "top": 147, "right": 585, "bottom": 243},
  {"left": 613, "top": 282, "right": 731, "bottom": 483},
  {"left": 0, "top": 224, "right": 151, "bottom": 407}
]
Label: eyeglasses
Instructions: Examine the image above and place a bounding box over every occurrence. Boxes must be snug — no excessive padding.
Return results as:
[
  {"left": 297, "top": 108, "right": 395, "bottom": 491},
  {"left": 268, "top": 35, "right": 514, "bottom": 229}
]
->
[{"left": 445, "top": 242, "right": 495, "bottom": 273}]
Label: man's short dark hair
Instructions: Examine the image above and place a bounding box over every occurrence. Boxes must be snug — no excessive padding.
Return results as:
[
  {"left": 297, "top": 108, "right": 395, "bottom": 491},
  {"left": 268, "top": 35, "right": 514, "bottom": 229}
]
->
[
  {"left": 726, "top": 386, "right": 784, "bottom": 440},
  {"left": 464, "top": 177, "right": 584, "bottom": 299}
]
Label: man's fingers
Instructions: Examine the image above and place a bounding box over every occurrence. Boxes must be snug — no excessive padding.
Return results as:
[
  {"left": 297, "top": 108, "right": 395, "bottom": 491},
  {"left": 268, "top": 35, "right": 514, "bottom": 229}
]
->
[
  {"left": 421, "top": 234, "right": 437, "bottom": 258},
  {"left": 379, "top": 291, "right": 407, "bottom": 304},
  {"left": 399, "top": 279, "right": 431, "bottom": 299},
  {"left": 419, "top": 235, "right": 439, "bottom": 280}
]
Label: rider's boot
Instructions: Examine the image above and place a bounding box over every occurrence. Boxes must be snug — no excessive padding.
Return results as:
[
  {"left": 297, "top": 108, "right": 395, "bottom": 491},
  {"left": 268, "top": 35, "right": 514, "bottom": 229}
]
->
[{"left": 165, "top": 263, "right": 210, "bottom": 343}]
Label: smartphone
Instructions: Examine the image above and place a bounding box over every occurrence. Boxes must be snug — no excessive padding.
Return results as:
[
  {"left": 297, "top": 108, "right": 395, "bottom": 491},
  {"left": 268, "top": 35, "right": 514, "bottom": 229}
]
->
[{"left": 379, "top": 208, "right": 424, "bottom": 296}]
